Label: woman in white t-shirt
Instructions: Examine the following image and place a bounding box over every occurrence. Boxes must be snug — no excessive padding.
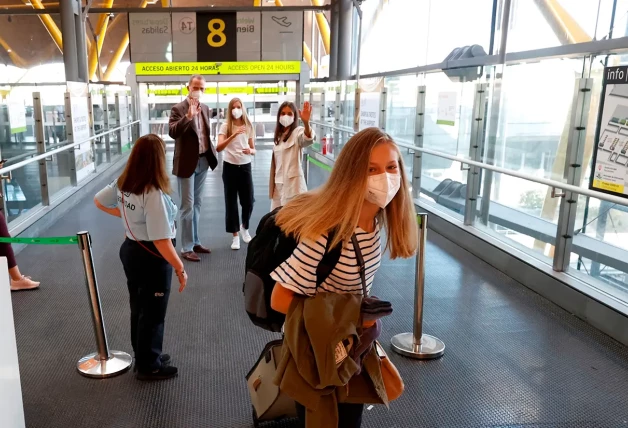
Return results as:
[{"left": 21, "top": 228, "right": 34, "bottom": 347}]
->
[
  {"left": 269, "top": 101, "right": 315, "bottom": 210},
  {"left": 217, "top": 98, "right": 256, "bottom": 250}
]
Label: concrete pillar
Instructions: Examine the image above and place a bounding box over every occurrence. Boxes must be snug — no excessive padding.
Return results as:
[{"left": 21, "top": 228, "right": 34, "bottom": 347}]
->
[
  {"left": 337, "top": 0, "right": 353, "bottom": 79},
  {"left": 60, "top": 0, "right": 79, "bottom": 81},
  {"left": 329, "top": 0, "right": 340, "bottom": 80},
  {"left": 75, "top": 8, "right": 89, "bottom": 82}
]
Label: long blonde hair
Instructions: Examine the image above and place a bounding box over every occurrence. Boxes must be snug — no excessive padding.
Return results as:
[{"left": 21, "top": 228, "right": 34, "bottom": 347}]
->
[
  {"left": 276, "top": 127, "right": 418, "bottom": 259},
  {"left": 225, "top": 97, "right": 252, "bottom": 137}
]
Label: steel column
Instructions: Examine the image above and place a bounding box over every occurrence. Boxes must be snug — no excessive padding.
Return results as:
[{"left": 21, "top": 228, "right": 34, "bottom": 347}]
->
[
  {"left": 102, "top": 94, "right": 111, "bottom": 162},
  {"left": 114, "top": 93, "right": 123, "bottom": 154},
  {"left": 412, "top": 85, "right": 426, "bottom": 199},
  {"left": 32, "top": 94, "right": 50, "bottom": 206},
  {"left": 378, "top": 88, "right": 387, "bottom": 131},
  {"left": 60, "top": 0, "right": 79, "bottom": 82},
  {"left": 464, "top": 83, "right": 489, "bottom": 225},
  {"left": 553, "top": 78, "right": 593, "bottom": 272},
  {"left": 64, "top": 92, "right": 79, "bottom": 186},
  {"left": 337, "top": 0, "right": 353, "bottom": 79}
]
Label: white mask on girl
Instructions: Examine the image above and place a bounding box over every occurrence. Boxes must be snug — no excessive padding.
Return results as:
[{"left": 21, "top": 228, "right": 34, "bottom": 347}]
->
[
  {"left": 279, "top": 115, "right": 294, "bottom": 127},
  {"left": 232, "top": 108, "right": 243, "bottom": 119},
  {"left": 365, "top": 172, "right": 401, "bottom": 208}
]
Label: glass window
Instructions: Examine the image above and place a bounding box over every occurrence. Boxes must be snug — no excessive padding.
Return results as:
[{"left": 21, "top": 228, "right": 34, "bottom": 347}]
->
[
  {"left": 359, "top": 0, "right": 493, "bottom": 74},
  {"left": 505, "top": 0, "right": 615, "bottom": 52},
  {"left": 570, "top": 195, "right": 628, "bottom": 306}
]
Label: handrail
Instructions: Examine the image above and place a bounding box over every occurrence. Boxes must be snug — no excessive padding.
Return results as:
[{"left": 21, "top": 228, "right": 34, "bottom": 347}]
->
[
  {"left": 4, "top": 141, "right": 74, "bottom": 165},
  {"left": 309, "top": 120, "right": 628, "bottom": 208},
  {"left": 0, "top": 120, "right": 139, "bottom": 175}
]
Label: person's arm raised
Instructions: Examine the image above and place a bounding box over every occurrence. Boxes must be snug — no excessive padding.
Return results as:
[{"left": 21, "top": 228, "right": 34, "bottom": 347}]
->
[{"left": 168, "top": 99, "right": 199, "bottom": 139}]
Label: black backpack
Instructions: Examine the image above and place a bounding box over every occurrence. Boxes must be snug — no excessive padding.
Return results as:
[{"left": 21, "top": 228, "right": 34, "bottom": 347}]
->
[{"left": 243, "top": 207, "right": 342, "bottom": 332}]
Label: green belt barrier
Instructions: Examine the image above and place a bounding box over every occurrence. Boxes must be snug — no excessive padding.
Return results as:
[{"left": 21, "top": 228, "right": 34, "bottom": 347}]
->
[
  {"left": 0, "top": 236, "right": 78, "bottom": 245},
  {"left": 307, "top": 155, "right": 333, "bottom": 172}
]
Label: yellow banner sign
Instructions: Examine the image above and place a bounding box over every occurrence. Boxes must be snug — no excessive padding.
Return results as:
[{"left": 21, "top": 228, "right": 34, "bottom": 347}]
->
[
  {"left": 593, "top": 179, "right": 625, "bottom": 194},
  {"left": 136, "top": 61, "right": 301, "bottom": 76},
  {"left": 147, "top": 86, "right": 290, "bottom": 96}
]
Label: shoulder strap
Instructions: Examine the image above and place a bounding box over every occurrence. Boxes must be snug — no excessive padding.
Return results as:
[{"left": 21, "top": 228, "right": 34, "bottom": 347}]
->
[
  {"left": 351, "top": 234, "right": 368, "bottom": 297},
  {"left": 121, "top": 192, "right": 163, "bottom": 259},
  {"left": 316, "top": 228, "right": 342, "bottom": 287}
]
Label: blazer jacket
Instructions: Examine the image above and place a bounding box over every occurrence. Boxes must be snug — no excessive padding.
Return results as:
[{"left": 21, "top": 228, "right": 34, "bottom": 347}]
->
[{"left": 168, "top": 99, "right": 218, "bottom": 178}]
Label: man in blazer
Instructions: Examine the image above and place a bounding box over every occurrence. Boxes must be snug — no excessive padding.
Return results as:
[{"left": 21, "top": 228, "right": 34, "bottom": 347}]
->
[{"left": 169, "top": 74, "right": 218, "bottom": 262}]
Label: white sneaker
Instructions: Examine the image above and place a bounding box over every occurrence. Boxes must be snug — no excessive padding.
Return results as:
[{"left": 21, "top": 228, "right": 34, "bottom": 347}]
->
[
  {"left": 240, "top": 226, "right": 252, "bottom": 244},
  {"left": 231, "top": 236, "right": 241, "bottom": 250}
]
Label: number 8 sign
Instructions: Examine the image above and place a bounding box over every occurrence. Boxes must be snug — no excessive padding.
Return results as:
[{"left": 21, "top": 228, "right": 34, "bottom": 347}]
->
[{"left": 196, "top": 12, "right": 237, "bottom": 62}]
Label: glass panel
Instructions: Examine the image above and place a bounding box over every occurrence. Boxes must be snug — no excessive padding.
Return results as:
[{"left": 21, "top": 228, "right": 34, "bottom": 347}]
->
[
  {"left": 90, "top": 88, "right": 107, "bottom": 168},
  {"left": 385, "top": 75, "right": 418, "bottom": 178},
  {"left": 569, "top": 195, "right": 628, "bottom": 305},
  {"left": 342, "top": 80, "right": 356, "bottom": 129},
  {"left": 4, "top": 163, "right": 43, "bottom": 224},
  {"left": 484, "top": 59, "right": 583, "bottom": 179},
  {"left": 475, "top": 171, "right": 557, "bottom": 263},
  {"left": 506, "top": 0, "right": 612, "bottom": 52},
  {"left": 42, "top": 89, "right": 74, "bottom": 200},
  {"left": 385, "top": 75, "right": 418, "bottom": 143},
  {"left": 419, "top": 153, "right": 467, "bottom": 221},
  {"left": 359, "top": 0, "right": 492, "bottom": 74},
  {"left": 611, "top": 0, "right": 628, "bottom": 40},
  {"left": 423, "top": 73, "right": 477, "bottom": 158},
  {"left": 147, "top": 83, "right": 185, "bottom": 142}
]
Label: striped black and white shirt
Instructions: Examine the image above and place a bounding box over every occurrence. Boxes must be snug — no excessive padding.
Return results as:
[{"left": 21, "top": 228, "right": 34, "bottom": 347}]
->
[{"left": 270, "top": 225, "right": 381, "bottom": 296}]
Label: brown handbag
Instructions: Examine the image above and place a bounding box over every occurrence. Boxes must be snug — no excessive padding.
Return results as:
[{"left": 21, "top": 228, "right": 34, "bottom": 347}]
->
[{"left": 375, "top": 341, "right": 404, "bottom": 401}]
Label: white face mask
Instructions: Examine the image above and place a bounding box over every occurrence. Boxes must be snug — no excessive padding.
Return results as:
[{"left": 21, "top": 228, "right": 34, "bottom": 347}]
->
[
  {"left": 232, "top": 108, "right": 243, "bottom": 119},
  {"left": 365, "top": 172, "right": 401, "bottom": 208},
  {"left": 279, "top": 115, "right": 294, "bottom": 127},
  {"left": 189, "top": 90, "right": 202, "bottom": 100}
]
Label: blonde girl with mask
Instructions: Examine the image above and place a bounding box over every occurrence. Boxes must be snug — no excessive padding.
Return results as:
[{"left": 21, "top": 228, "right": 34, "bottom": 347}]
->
[
  {"left": 269, "top": 127, "right": 418, "bottom": 427},
  {"left": 217, "top": 98, "right": 256, "bottom": 250},
  {"left": 269, "top": 101, "right": 314, "bottom": 210}
]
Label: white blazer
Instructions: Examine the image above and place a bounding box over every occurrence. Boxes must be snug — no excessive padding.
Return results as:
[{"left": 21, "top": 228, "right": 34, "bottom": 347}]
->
[{"left": 268, "top": 126, "right": 316, "bottom": 204}]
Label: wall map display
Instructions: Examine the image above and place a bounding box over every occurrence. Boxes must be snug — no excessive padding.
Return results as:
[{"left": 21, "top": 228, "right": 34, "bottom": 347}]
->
[{"left": 590, "top": 66, "right": 628, "bottom": 198}]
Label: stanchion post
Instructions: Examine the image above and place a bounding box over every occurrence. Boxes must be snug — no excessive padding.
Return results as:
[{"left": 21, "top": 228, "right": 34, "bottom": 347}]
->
[
  {"left": 76, "top": 231, "right": 132, "bottom": 378},
  {"left": 391, "top": 214, "right": 445, "bottom": 360}
]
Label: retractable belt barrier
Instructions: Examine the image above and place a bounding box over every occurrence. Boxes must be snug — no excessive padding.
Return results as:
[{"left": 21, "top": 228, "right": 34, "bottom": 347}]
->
[
  {"left": 391, "top": 214, "right": 446, "bottom": 360},
  {"left": 0, "top": 236, "right": 78, "bottom": 245},
  {"left": 8, "top": 231, "right": 132, "bottom": 378}
]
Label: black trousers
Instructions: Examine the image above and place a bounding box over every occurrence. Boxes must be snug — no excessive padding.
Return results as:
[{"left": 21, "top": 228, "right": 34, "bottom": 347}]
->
[
  {"left": 119, "top": 238, "right": 172, "bottom": 372},
  {"left": 295, "top": 402, "right": 364, "bottom": 428},
  {"left": 222, "top": 161, "right": 254, "bottom": 233}
]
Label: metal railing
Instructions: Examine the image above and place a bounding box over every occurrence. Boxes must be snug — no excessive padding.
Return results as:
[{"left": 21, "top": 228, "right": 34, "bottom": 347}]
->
[
  {"left": 309, "top": 120, "right": 628, "bottom": 209},
  {"left": 0, "top": 121, "right": 139, "bottom": 176}
]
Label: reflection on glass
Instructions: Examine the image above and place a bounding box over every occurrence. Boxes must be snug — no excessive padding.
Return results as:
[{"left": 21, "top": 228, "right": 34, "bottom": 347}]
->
[
  {"left": 386, "top": 75, "right": 417, "bottom": 142},
  {"left": 422, "top": 72, "right": 479, "bottom": 164},
  {"left": 476, "top": 172, "right": 557, "bottom": 262},
  {"left": 570, "top": 194, "right": 628, "bottom": 305},
  {"left": 479, "top": 59, "right": 582, "bottom": 258},
  {"left": 342, "top": 80, "right": 356, "bottom": 129},
  {"left": 3, "top": 166, "right": 42, "bottom": 224},
  {"left": 419, "top": 153, "right": 466, "bottom": 221},
  {"left": 385, "top": 75, "right": 418, "bottom": 177}
]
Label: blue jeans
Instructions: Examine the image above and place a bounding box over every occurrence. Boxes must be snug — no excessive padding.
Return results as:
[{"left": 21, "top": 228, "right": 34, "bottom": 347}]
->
[{"left": 178, "top": 156, "right": 209, "bottom": 253}]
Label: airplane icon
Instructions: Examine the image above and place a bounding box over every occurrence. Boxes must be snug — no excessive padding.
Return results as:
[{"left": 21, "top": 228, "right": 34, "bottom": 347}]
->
[{"left": 272, "top": 16, "right": 292, "bottom": 27}]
